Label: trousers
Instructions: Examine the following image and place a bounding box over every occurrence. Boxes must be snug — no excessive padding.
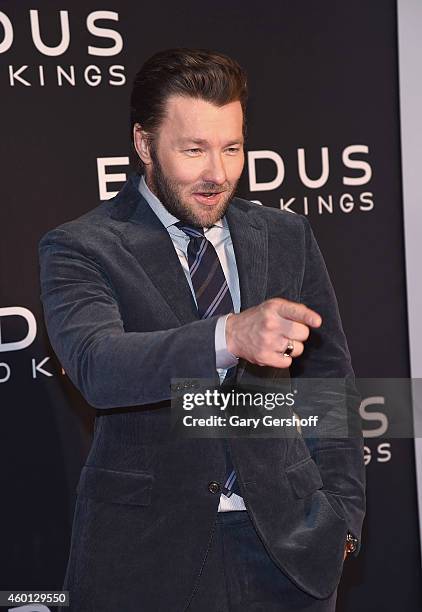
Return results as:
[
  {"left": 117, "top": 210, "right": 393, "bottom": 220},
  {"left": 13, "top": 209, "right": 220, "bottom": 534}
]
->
[{"left": 187, "top": 510, "right": 338, "bottom": 612}]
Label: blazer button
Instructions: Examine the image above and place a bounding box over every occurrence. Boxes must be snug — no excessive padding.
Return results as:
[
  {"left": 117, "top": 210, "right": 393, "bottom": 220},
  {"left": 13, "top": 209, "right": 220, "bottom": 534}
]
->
[{"left": 208, "top": 481, "right": 221, "bottom": 494}]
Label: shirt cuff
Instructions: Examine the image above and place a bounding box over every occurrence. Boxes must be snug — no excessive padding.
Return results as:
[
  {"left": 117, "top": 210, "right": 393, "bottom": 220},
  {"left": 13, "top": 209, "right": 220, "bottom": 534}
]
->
[{"left": 215, "top": 314, "right": 239, "bottom": 369}]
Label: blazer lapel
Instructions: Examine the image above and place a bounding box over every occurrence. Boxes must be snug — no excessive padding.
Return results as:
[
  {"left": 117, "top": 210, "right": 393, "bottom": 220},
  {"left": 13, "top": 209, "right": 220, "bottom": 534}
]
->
[
  {"left": 110, "top": 174, "right": 198, "bottom": 326},
  {"left": 225, "top": 200, "right": 268, "bottom": 313},
  {"left": 225, "top": 200, "right": 268, "bottom": 382}
]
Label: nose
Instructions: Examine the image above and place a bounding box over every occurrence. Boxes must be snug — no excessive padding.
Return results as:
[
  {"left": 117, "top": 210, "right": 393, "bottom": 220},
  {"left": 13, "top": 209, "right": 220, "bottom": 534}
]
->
[{"left": 202, "top": 151, "right": 228, "bottom": 186}]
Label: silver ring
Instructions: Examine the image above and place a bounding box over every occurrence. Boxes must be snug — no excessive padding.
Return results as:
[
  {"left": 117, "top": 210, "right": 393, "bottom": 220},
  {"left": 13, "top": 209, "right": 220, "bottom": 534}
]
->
[{"left": 283, "top": 340, "right": 294, "bottom": 358}]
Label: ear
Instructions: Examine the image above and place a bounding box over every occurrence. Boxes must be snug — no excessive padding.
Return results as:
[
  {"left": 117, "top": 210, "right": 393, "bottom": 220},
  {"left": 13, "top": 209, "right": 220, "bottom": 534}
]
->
[{"left": 133, "top": 123, "right": 153, "bottom": 166}]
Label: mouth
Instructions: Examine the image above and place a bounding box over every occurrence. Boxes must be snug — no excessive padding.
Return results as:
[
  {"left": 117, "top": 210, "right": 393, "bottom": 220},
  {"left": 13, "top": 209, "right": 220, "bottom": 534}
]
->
[{"left": 192, "top": 191, "right": 225, "bottom": 206}]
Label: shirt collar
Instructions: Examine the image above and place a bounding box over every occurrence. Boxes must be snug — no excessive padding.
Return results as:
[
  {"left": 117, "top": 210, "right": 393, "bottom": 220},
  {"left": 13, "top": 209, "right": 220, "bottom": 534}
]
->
[{"left": 138, "top": 174, "right": 225, "bottom": 230}]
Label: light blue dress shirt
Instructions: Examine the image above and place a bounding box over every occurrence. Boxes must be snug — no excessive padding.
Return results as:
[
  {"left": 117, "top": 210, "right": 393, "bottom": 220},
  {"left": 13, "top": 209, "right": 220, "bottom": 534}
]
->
[{"left": 138, "top": 175, "right": 246, "bottom": 511}]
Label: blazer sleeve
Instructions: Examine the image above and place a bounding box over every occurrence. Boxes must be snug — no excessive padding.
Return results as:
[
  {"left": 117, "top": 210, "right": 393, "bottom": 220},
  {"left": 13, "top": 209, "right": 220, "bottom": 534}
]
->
[
  {"left": 290, "top": 215, "right": 366, "bottom": 555},
  {"left": 38, "top": 228, "right": 220, "bottom": 409}
]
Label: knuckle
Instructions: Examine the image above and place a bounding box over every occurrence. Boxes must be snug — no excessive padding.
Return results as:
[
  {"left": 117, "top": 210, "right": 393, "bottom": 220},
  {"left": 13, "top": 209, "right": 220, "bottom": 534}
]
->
[
  {"left": 286, "top": 303, "right": 297, "bottom": 319},
  {"left": 258, "top": 302, "right": 270, "bottom": 318},
  {"left": 262, "top": 298, "right": 274, "bottom": 307},
  {"left": 264, "top": 316, "right": 276, "bottom": 333}
]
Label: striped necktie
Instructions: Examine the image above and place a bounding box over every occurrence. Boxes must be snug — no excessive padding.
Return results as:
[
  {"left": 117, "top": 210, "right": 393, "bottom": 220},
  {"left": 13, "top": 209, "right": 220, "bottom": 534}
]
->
[{"left": 176, "top": 222, "right": 240, "bottom": 498}]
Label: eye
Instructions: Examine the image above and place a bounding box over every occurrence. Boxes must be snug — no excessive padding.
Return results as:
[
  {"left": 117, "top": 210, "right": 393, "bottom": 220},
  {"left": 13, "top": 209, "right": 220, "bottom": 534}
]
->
[
  {"left": 185, "top": 148, "right": 202, "bottom": 154},
  {"left": 226, "top": 147, "right": 241, "bottom": 154}
]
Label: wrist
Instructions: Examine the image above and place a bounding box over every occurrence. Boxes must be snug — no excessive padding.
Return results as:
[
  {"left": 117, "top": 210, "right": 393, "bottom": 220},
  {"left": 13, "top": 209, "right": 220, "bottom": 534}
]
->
[{"left": 225, "top": 312, "right": 240, "bottom": 358}]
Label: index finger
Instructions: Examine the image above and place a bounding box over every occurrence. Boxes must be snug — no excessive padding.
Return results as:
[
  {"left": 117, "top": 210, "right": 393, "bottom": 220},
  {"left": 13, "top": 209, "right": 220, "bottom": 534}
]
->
[{"left": 276, "top": 300, "right": 322, "bottom": 328}]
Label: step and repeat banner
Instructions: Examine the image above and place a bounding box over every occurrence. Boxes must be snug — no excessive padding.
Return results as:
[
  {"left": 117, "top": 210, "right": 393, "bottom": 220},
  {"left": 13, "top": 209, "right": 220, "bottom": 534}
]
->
[{"left": 1, "top": 1, "right": 422, "bottom": 610}]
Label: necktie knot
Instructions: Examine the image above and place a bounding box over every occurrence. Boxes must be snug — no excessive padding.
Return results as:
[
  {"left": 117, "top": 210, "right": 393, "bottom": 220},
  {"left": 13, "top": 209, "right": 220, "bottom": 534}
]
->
[{"left": 175, "top": 221, "right": 204, "bottom": 239}]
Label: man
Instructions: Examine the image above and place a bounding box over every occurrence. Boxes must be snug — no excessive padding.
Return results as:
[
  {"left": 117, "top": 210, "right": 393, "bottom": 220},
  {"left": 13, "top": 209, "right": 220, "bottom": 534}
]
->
[{"left": 39, "top": 48, "right": 365, "bottom": 611}]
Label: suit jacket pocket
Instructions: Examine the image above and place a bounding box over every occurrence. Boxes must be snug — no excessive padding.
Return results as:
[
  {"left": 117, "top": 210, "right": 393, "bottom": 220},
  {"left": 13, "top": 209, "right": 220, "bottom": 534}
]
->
[
  {"left": 285, "top": 456, "right": 323, "bottom": 498},
  {"left": 77, "top": 465, "right": 154, "bottom": 506}
]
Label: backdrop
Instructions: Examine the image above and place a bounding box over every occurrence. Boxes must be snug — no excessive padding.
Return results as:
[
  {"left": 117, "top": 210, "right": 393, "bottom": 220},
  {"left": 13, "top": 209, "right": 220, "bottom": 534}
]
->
[{"left": 1, "top": 1, "right": 421, "bottom": 610}]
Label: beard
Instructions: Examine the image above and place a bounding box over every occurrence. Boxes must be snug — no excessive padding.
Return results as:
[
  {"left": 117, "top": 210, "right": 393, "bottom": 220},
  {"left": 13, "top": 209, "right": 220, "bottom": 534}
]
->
[{"left": 147, "top": 146, "right": 239, "bottom": 228}]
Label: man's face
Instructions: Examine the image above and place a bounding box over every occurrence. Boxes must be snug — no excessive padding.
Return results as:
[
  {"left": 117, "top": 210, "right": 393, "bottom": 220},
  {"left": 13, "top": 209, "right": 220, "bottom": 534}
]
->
[{"left": 143, "top": 95, "right": 245, "bottom": 228}]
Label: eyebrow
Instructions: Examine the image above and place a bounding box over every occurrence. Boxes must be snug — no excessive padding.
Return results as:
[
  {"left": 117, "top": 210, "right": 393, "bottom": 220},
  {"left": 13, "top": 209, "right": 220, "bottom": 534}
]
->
[{"left": 179, "top": 138, "right": 243, "bottom": 146}]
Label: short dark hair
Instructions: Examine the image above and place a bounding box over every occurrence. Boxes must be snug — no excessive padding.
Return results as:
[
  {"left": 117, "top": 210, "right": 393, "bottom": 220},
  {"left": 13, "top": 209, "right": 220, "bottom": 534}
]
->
[{"left": 130, "top": 48, "right": 248, "bottom": 171}]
